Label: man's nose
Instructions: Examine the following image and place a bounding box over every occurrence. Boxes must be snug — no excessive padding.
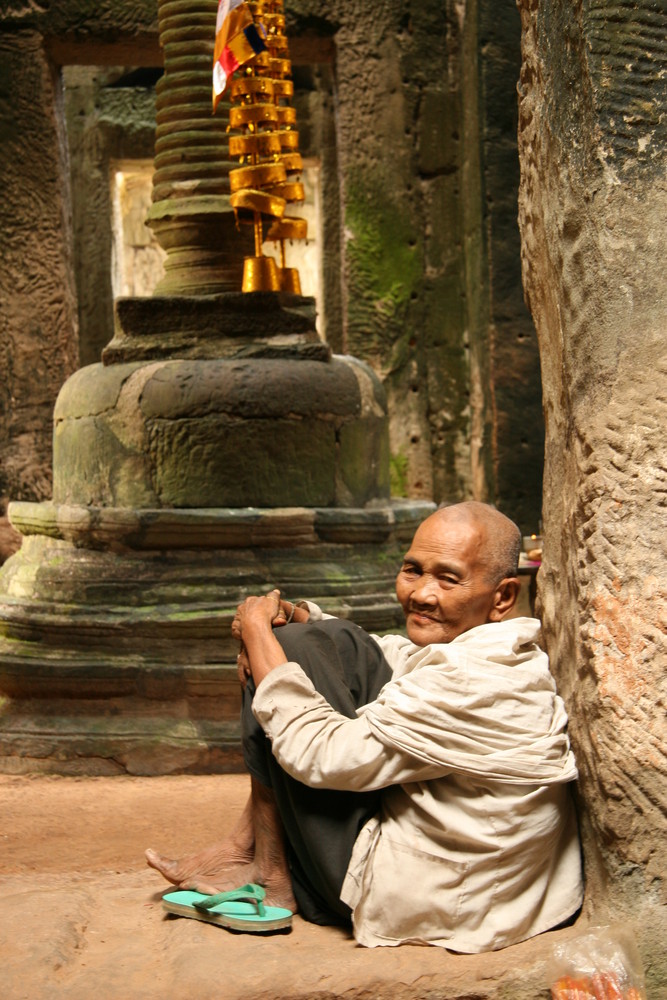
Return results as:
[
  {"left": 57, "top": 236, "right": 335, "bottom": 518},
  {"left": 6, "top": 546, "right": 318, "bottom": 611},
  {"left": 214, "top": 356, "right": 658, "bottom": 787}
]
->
[{"left": 411, "top": 576, "right": 439, "bottom": 604}]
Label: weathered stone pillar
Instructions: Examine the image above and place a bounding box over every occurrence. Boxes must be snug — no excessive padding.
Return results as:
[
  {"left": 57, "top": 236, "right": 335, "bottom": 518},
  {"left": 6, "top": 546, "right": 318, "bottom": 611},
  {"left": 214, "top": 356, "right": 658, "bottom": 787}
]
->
[
  {"left": 147, "top": 0, "right": 251, "bottom": 293},
  {"left": 517, "top": 0, "right": 666, "bottom": 989},
  {"left": 0, "top": 0, "right": 433, "bottom": 776}
]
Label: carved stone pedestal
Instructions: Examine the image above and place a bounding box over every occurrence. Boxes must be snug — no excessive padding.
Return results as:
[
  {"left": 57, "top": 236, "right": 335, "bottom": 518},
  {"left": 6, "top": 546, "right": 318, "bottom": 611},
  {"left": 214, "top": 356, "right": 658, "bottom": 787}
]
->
[
  {"left": 0, "top": 293, "right": 433, "bottom": 775},
  {"left": 0, "top": 500, "right": 431, "bottom": 775}
]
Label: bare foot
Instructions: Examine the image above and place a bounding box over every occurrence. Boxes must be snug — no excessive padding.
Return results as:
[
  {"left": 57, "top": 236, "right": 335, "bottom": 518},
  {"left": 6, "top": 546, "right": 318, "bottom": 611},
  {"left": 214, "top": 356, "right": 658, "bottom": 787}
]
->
[
  {"left": 146, "top": 849, "right": 297, "bottom": 911},
  {"left": 145, "top": 839, "right": 254, "bottom": 895},
  {"left": 147, "top": 777, "right": 297, "bottom": 911},
  {"left": 146, "top": 787, "right": 258, "bottom": 892}
]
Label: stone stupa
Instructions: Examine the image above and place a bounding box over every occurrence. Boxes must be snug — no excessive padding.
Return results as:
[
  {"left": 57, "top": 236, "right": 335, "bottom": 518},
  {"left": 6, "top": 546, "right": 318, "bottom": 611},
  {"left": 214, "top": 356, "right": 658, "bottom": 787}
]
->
[{"left": 0, "top": 0, "right": 433, "bottom": 776}]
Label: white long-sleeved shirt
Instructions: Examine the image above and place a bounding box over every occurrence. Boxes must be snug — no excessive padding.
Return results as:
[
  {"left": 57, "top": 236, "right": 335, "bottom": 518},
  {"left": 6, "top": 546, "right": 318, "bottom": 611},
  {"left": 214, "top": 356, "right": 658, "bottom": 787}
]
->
[{"left": 253, "top": 614, "right": 583, "bottom": 952}]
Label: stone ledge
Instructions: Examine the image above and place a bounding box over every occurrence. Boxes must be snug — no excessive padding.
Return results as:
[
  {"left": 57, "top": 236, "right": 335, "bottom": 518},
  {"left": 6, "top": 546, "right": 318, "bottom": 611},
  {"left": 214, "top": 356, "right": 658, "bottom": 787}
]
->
[
  {"left": 0, "top": 500, "right": 436, "bottom": 774},
  {"left": 8, "top": 499, "right": 434, "bottom": 550},
  {"left": 0, "top": 716, "right": 244, "bottom": 776},
  {"left": 105, "top": 291, "right": 328, "bottom": 364},
  {"left": 0, "top": 647, "right": 243, "bottom": 700}
]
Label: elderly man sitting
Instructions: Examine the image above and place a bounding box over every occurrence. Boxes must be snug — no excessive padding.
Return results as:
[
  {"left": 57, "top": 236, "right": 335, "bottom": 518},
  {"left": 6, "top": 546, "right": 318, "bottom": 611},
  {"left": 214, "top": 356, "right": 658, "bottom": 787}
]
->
[{"left": 147, "top": 501, "right": 582, "bottom": 952}]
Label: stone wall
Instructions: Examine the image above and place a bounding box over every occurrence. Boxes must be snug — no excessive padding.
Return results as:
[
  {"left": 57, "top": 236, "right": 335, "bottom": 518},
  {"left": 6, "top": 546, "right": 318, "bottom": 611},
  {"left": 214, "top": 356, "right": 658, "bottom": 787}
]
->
[
  {"left": 517, "top": 0, "right": 667, "bottom": 991},
  {"left": 291, "top": 0, "right": 543, "bottom": 529},
  {"left": 0, "top": 28, "right": 79, "bottom": 560},
  {"left": 0, "top": 0, "right": 158, "bottom": 562},
  {"left": 64, "top": 65, "right": 159, "bottom": 366},
  {"left": 0, "top": 0, "right": 544, "bottom": 564},
  {"left": 480, "top": 0, "right": 544, "bottom": 529}
]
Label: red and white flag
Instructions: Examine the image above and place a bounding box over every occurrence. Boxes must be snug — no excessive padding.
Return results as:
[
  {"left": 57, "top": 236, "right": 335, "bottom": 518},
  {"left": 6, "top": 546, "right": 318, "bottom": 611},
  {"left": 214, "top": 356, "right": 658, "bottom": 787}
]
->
[{"left": 212, "top": 0, "right": 267, "bottom": 111}]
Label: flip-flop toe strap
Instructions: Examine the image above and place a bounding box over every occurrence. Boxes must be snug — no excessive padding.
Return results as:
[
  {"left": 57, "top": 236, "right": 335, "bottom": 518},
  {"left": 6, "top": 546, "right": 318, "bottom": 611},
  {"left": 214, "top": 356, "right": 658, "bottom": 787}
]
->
[{"left": 193, "top": 882, "right": 267, "bottom": 916}]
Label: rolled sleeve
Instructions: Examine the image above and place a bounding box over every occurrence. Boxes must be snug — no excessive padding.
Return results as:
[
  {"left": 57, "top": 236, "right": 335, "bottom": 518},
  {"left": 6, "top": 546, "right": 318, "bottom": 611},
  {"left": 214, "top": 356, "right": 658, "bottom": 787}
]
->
[{"left": 253, "top": 662, "right": 445, "bottom": 791}]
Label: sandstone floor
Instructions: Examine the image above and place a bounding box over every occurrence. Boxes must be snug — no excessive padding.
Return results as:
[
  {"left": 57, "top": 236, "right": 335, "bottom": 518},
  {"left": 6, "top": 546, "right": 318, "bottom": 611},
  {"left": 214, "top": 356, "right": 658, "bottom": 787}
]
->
[{"left": 0, "top": 772, "right": 581, "bottom": 1000}]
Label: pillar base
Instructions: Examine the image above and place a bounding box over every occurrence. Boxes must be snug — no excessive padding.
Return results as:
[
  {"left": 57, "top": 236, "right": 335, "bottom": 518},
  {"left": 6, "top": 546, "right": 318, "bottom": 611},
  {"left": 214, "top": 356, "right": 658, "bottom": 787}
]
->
[
  {"left": 104, "top": 292, "right": 327, "bottom": 365},
  {"left": 0, "top": 499, "right": 434, "bottom": 775}
]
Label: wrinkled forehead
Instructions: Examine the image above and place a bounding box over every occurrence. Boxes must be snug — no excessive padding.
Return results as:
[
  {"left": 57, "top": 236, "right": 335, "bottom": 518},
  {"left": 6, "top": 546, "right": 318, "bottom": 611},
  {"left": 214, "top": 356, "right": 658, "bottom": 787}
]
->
[{"left": 409, "top": 512, "right": 488, "bottom": 562}]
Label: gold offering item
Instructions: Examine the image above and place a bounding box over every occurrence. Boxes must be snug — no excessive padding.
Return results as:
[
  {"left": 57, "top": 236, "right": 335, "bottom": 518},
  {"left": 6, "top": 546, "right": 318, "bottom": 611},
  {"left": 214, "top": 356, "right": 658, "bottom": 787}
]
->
[{"left": 216, "top": 0, "right": 308, "bottom": 292}]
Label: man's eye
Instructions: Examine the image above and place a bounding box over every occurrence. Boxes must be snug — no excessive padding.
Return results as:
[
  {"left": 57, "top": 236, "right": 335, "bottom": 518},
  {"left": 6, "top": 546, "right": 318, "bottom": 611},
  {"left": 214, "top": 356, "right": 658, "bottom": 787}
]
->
[{"left": 402, "top": 565, "right": 419, "bottom": 575}]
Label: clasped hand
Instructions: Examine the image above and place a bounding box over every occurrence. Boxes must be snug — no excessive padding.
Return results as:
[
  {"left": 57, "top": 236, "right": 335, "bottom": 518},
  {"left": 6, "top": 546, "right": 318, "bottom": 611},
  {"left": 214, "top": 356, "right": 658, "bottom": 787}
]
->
[{"left": 232, "top": 589, "right": 308, "bottom": 686}]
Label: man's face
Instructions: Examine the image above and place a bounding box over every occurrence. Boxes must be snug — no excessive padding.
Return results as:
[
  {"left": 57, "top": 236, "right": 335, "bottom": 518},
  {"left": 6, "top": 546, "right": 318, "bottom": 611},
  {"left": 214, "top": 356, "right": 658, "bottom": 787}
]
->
[{"left": 395, "top": 513, "right": 502, "bottom": 646}]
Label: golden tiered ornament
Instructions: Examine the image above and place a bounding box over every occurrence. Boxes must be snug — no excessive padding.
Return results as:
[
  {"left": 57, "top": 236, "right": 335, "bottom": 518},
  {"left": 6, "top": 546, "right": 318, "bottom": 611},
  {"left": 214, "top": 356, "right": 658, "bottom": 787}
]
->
[{"left": 223, "top": 0, "right": 307, "bottom": 293}]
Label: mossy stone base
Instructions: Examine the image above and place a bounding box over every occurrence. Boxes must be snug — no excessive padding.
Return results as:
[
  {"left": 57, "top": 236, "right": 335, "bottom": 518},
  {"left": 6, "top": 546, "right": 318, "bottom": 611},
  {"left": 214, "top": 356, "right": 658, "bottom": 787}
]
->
[{"left": 0, "top": 499, "right": 434, "bottom": 775}]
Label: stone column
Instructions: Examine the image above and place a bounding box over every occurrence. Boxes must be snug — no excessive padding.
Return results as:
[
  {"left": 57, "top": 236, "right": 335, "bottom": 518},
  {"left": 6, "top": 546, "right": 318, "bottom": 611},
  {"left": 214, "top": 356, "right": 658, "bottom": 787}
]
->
[
  {"left": 517, "top": 0, "right": 667, "bottom": 988},
  {"left": 0, "top": 0, "right": 433, "bottom": 776},
  {"left": 147, "top": 0, "right": 252, "bottom": 294}
]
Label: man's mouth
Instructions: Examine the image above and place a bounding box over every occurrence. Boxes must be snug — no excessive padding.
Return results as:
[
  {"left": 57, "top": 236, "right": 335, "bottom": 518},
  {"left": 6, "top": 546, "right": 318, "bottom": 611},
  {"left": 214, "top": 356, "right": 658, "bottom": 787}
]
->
[{"left": 408, "top": 609, "right": 440, "bottom": 623}]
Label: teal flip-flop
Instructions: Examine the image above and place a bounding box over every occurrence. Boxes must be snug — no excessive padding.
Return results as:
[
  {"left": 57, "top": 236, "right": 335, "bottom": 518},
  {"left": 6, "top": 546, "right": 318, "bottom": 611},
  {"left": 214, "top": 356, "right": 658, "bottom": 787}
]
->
[{"left": 162, "top": 883, "right": 293, "bottom": 933}]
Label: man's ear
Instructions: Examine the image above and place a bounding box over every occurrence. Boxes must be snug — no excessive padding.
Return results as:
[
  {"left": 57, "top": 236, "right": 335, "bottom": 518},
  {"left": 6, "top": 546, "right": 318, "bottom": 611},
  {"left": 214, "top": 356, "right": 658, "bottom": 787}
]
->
[{"left": 488, "top": 577, "right": 521, "bottom": 621}]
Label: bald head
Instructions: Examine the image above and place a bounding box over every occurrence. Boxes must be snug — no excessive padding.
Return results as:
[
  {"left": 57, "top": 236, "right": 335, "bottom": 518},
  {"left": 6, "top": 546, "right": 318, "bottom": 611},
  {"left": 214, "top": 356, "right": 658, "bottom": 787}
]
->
[
  {"left": 397, "top": 501, "right": 522, "bottom": 643},
  {"left": 427, "top": 502, "right": 521, "bottom": 585}
]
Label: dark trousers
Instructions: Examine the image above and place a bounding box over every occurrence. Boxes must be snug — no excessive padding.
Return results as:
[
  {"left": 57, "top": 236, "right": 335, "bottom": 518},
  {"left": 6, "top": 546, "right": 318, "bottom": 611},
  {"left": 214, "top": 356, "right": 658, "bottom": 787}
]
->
[{"left": 242, "top": 618, "right": 393, "bottom": 925}]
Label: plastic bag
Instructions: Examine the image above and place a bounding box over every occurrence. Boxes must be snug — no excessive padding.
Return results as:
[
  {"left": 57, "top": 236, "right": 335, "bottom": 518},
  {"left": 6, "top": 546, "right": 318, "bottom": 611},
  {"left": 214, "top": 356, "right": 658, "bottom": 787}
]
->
[{"left": 549, "top": 925, "right": 647, "bottom": 1000}]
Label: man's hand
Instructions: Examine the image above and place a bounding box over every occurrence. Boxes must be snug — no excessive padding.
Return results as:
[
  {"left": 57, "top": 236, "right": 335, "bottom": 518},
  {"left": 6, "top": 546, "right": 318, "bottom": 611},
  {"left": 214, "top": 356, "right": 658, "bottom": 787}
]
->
[
  {"left": 231, "top": 589, "right": 280, "bottom": 644},
  {"left": 275, "top": 598, "right": 310, "bottom": 627},
  {"left": 231, "top": 590, "right": 308, "bottom": 644},
  {"left": 231, "top": 590, "right": 308, "bottom": 687}
]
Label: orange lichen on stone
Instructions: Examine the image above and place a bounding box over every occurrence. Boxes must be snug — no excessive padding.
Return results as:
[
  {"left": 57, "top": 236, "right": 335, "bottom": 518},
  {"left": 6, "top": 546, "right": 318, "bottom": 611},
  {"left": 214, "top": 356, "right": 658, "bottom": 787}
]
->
[{"left": 589, "top": 590, "right": 653, "bottom": 703}]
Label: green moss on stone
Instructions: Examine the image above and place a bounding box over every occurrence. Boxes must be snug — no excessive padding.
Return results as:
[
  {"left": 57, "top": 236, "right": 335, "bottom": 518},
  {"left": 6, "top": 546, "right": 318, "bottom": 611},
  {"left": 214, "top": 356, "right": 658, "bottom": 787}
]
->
[
  {"left": 344, "top": 172, "right": 422, "bottom": 348},
  {"left": 390, "top": 450, "right": 409, "bottom": 498}
]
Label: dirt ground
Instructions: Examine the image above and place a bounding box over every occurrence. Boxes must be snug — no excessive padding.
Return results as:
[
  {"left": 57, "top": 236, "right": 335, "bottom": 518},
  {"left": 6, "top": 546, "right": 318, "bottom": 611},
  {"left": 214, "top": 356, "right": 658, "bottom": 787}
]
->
[{"left": 0, "top": 772, "right": 579, "bottom": 1000}]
